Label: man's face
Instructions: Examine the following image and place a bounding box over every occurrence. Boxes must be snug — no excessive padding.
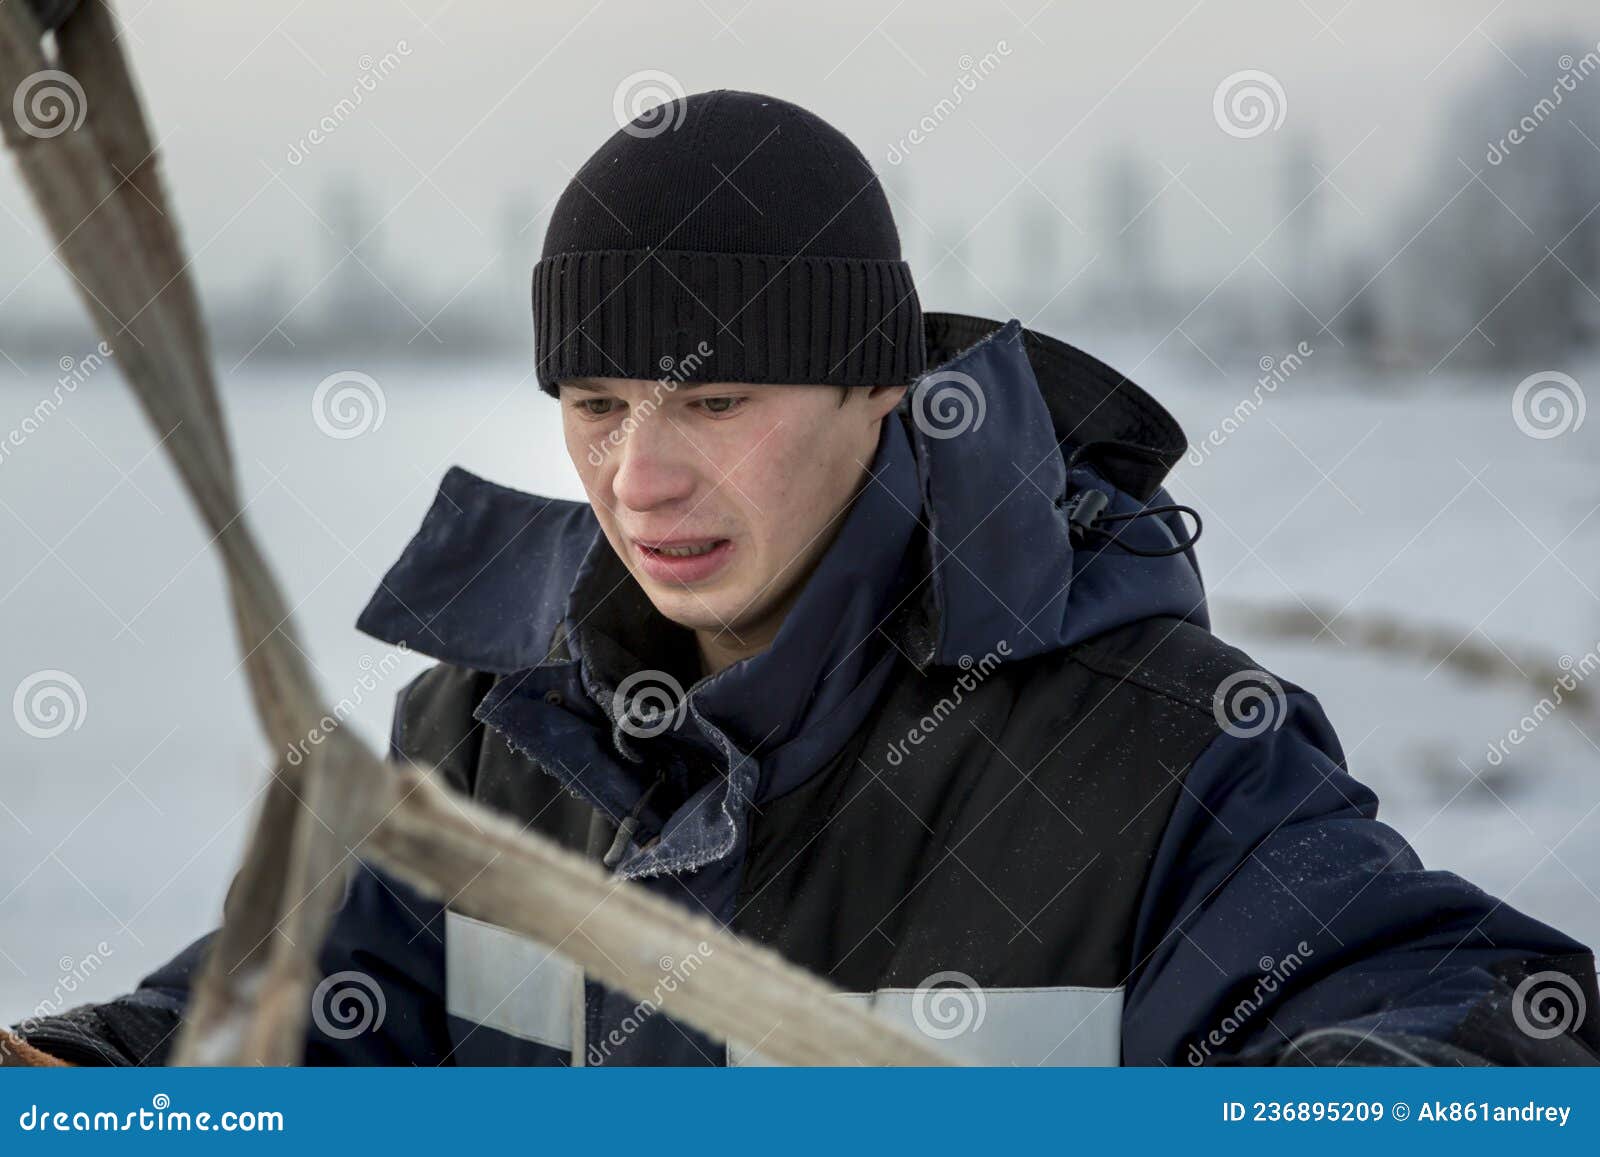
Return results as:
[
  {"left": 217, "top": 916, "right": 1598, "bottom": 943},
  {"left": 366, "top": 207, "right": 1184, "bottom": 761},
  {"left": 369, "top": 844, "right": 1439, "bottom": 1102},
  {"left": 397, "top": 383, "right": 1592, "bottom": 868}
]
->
[{"left": 561, "top": 376, "right": 906, "bottom": 661}]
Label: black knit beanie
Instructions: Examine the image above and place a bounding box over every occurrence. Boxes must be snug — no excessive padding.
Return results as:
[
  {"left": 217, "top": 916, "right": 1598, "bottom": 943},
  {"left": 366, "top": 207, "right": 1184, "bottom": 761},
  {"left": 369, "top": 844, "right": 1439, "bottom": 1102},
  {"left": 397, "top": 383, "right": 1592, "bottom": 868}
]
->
[{"left": 533, "top": 89, "right": 924, "bottom": 395}]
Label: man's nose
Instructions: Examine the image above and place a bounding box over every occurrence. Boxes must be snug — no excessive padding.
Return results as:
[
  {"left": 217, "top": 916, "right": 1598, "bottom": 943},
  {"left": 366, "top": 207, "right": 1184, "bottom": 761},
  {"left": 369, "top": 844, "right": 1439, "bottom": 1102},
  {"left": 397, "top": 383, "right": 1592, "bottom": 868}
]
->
[{"left": 609, "top": 411, "right": 698, "bottom": 512}]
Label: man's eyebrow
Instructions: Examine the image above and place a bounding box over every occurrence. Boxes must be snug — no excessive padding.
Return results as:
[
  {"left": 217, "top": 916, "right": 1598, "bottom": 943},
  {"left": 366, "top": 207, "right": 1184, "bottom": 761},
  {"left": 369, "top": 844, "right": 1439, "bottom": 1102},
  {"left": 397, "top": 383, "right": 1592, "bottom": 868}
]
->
[
  {"left": 673, "top": 380, "right": 747, "bottom": 393},
  {"left": 561, "top": 378, "right": 746, "bottom": 396}
]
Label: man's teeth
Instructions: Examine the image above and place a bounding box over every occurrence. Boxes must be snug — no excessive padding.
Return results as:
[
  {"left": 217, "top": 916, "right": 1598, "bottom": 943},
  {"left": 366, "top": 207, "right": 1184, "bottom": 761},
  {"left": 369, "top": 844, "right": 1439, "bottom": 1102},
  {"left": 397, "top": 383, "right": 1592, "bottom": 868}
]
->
[{"left": 655, "top": 542, "right": 719, "bottom": 558}]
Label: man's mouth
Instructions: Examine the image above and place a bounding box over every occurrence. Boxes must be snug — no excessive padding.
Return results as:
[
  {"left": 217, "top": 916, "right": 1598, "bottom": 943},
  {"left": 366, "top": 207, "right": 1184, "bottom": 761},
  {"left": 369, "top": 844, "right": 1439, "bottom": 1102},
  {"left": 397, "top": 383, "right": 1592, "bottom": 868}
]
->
[
  {"left": 632, "top": 537, "right": 735, "bottom": 584},
  {"left": 648, "top": 541, "right": 721, "bottom": 558}
]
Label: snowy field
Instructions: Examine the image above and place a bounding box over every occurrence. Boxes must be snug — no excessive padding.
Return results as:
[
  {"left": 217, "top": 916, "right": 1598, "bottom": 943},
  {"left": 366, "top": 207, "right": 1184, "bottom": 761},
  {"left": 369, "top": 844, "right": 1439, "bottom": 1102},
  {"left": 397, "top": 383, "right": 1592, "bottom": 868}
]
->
[{"left": 1, "top": 344, "right": 1597, "bottom": 1019}]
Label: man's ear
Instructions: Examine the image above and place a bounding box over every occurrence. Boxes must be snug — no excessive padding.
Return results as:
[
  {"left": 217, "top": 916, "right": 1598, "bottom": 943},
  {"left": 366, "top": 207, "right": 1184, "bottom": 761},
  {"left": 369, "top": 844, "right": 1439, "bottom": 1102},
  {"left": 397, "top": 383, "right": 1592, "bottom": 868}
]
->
[{"left": 862, "top": 384, "right": 908, "bottom": 420}]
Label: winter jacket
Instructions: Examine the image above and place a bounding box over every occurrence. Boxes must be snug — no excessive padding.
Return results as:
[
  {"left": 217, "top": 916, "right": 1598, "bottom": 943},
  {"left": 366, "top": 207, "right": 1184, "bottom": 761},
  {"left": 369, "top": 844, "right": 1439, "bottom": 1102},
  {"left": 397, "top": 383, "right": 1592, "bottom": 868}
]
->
[{"left": 15, "top": 313, "right": 1600, "bottom": 1067}]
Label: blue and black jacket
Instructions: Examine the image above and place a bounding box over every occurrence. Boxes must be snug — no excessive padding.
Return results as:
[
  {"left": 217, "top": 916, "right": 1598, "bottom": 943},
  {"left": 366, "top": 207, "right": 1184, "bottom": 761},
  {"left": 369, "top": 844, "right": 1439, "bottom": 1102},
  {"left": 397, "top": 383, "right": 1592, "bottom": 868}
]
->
[{"left": 18, "top": 313, "right": 1600, "bottom": 1066}]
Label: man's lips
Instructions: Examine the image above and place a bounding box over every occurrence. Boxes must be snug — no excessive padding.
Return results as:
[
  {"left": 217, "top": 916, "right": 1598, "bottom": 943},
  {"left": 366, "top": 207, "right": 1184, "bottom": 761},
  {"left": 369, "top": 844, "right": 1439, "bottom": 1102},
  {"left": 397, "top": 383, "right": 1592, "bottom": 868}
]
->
[
  {"left": 632, "top": 536, "right": 734, "bottom": 584},
  {"left": 635, "top": 536, "right": 724, "bottom": 556}
]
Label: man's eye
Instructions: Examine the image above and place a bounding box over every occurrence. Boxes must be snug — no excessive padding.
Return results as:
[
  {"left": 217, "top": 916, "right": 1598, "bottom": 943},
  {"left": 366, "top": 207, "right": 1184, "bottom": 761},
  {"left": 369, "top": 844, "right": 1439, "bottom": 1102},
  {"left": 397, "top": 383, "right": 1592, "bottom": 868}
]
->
[
  {"left": 693, "top": 396, "right": 745, "bottom": 416},
  {"left": 576, "top": 398, "right": 618, "bottom": 417}
]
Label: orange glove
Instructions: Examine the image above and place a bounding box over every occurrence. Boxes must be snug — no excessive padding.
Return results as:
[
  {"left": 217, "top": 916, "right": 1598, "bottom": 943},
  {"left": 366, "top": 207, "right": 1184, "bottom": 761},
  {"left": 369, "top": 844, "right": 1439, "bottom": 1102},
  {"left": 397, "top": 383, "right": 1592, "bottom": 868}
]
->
[{"left": 0, "top": 1027, "right": 71, "bottom": 1066}]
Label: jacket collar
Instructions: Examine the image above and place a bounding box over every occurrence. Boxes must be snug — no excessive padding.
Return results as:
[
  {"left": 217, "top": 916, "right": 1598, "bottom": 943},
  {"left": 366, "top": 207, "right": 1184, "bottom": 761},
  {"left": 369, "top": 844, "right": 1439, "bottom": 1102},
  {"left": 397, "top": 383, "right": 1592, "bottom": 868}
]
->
[
  {"left": 556, "top": 411, "right": 922, "bottom": 792},
  {"left": 429, "top": 418, "right": 918, "bottom": 883},
  {"left": 354, "top": 315, "right": 1207, "bottom": 879},
  {"left": 356, "top": 313, "right": 1199, "bottom": 676}
]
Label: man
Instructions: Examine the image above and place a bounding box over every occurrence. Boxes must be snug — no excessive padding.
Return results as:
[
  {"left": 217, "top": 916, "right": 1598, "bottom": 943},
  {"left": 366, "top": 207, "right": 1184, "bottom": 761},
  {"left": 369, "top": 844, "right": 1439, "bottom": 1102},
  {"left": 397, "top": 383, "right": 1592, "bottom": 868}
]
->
[{"left": 7, "top": 90, "right": 1597, "bottom": 1067}]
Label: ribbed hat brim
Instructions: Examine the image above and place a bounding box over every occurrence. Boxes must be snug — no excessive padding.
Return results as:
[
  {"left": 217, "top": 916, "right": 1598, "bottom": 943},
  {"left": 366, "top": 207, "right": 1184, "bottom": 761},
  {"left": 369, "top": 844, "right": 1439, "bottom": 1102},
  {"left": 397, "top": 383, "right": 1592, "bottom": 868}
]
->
[{"left": 533, "top": 249, "right": 924, "bottom": 394}]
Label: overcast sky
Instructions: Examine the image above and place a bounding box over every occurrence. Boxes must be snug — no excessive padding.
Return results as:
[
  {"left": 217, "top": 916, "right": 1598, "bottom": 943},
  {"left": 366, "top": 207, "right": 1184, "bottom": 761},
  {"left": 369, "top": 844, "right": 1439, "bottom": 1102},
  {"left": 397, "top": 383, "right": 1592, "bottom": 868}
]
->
[{"left": 3, "top": 0, "right": 1597, "bottom": 325}]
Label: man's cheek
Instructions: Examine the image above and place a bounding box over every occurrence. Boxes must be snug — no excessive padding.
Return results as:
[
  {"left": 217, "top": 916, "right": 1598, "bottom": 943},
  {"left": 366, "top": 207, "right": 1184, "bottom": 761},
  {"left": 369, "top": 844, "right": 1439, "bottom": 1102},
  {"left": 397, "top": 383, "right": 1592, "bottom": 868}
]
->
[{"left": 729, "top": 466, "right": 791, "bottom": 519}]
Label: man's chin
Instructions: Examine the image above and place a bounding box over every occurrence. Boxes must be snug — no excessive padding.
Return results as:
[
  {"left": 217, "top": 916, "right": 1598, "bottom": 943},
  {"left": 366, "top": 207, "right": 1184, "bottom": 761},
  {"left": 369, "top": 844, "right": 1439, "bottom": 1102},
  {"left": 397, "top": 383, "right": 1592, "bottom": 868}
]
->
[{"left": 639, "top": 585, "right": 743, "bottom": 635}]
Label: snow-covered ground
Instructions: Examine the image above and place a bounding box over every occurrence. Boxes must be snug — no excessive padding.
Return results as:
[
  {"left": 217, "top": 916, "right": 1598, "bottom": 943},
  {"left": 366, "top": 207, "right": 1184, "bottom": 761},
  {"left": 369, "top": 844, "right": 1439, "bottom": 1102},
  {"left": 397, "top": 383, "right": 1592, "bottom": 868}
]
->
[
  {"left": 1153, "top": 345, "right": 1600, "bottom": 972},
  {"left": 1, "top": 346, "right": 1597, "bottom": 1019}
]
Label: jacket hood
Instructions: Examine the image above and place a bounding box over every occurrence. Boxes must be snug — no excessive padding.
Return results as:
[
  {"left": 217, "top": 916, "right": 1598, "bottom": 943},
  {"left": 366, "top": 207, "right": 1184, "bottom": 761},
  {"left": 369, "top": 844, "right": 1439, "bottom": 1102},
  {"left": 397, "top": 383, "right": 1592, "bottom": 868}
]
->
[
  {"left": 357, "top": 312, "right": 1204, "bottom": 677},
  {"left": 355, "top": 313, "right": 1208, "bottom": 883}
]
